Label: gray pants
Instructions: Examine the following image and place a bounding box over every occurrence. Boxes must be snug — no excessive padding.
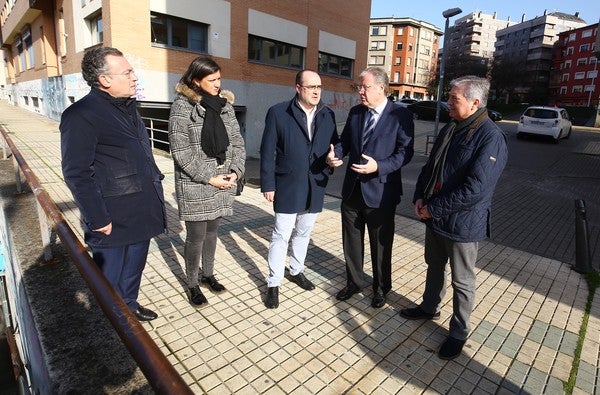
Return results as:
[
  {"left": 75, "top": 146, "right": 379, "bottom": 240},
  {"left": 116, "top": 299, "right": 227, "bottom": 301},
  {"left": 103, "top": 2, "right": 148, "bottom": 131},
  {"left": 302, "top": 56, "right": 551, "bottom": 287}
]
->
[
  {"left": 420, "top": 227, "right": 479, "bottom": 341},
  {"left": 184, "top": 219, "right": 220, "bottom": 288}
]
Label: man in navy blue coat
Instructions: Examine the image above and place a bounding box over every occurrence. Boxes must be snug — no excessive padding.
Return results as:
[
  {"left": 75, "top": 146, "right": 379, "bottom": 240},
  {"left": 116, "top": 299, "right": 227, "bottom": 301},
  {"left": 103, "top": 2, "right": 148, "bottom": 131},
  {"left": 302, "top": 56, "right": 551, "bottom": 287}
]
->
[
  {"left": 327, "top": 67, "right": 414, "bottom": 309},
  {"left": 60, "top": 47, "right": 165, "bottom": 321},
  {"left": 400, "top": 76, "right": 508, "bottom": 360},
  {"left": 260, "top": 70, "right": 338, "bottom": 309}
]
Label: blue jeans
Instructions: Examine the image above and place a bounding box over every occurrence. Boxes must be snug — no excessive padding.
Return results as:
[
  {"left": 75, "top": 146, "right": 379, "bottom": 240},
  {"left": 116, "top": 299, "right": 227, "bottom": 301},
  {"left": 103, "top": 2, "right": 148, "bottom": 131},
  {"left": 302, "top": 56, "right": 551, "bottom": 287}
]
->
[{"left": 91, "top": 239, "right": 151, "bottom": 311}]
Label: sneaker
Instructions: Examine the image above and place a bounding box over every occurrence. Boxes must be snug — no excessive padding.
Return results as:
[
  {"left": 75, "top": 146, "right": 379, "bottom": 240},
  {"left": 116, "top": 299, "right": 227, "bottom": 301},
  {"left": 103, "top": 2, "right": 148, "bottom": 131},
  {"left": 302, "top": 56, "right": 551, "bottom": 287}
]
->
[
  {"left": 189, "top": 286, "right": 208, "bottom": 306},
  {"left": 400, "top": 306, "right": 440, "bottom": 320},
  {"left": 201, "top": 275, "right": 226, "bottom": 293},
  {"left": 265, "top": 286, "right": 279, "bottom": 309}
]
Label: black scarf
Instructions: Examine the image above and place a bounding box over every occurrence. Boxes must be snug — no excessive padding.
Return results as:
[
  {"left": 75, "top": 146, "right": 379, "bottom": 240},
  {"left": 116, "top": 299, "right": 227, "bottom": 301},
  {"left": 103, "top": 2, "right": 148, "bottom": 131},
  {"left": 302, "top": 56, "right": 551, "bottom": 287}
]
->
[
  {"left": 423, "top": 107, "right": 488, "bottom": 200},
  {"left": 200, "top": 91, "right": 229, "bottom": 165}
]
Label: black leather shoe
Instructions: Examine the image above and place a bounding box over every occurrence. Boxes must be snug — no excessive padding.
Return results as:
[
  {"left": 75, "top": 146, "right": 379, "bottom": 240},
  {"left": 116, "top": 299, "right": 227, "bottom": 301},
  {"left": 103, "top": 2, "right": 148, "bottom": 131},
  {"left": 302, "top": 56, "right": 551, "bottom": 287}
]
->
[
  {"left": 289, "top": 272, "right": 315, "bottom": 291},
  {"left": 201, "top": 275, "right": 226, "bottom": 293},
  {"left": 336, "top": 286, "right": 361, "bottom": 301},
  {"left": 438, "top": 336, "right": 466, "bottom": 360},
  {"left": 371, "top": 291, "right": 387, "bottom": 308},
  {"left": 400, "top": 306, "right": 440, "bottom": 320},
  {"left": 189, "top": 286, "right": 208, "bottom": 306},
  {"left": 265, "top": 287, "right": 279, "bottom": 309},
  {"left": 133, "top": 305, "right": 158, "bottom": 321}
]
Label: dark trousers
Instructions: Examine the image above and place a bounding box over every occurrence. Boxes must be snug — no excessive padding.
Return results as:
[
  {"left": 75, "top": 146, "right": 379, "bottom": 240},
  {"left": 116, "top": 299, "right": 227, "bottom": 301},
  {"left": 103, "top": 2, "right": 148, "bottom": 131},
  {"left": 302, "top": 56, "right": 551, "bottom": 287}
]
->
[
  {"left": 91, "top": 239, "right": 151, "bottom": 311},
  {"left": 341, "top": 185, "right": 396, "bottom": 293}
]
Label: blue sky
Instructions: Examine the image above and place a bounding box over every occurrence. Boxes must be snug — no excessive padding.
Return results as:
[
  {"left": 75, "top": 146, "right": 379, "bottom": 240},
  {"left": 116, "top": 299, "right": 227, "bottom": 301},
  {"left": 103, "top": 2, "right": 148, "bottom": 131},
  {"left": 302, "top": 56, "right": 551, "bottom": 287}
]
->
[{"left": 370, "top": 0, "right": 599, "bottom": 31}]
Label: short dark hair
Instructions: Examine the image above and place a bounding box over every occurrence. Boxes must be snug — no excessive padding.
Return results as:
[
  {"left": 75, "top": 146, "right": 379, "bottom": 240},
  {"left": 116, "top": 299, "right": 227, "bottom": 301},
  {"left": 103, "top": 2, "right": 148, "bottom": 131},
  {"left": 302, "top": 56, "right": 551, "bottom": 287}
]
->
[
  {"left": 295, "top": 69, "right": 318, "bottom": 86},
  {"left": 81, "top": 47, "right": 123, "bottom": 88},
  {"left": 180, "top": 56, "right": 221, "bottom": 94}
]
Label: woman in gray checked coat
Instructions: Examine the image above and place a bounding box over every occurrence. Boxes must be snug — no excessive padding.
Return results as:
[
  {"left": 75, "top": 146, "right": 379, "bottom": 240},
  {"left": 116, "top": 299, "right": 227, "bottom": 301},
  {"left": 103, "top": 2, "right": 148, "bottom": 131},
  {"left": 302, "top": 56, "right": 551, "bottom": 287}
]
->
[{"left": 168, "top": 56, "right": 245, "bottom": 306}]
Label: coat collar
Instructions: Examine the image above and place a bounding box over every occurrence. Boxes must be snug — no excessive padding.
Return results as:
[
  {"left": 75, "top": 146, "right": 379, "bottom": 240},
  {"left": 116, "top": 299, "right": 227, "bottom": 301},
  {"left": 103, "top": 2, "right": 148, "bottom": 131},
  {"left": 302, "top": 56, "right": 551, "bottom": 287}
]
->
[{"left": 174, "top": 83, "right": 235, "bottom": 105}]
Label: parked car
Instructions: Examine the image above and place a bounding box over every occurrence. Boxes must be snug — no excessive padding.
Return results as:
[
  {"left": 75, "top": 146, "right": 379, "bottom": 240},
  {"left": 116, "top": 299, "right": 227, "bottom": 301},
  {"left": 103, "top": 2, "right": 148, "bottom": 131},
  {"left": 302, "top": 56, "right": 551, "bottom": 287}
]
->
[
  {"left": 516, "top": 106, "right": 572, "bottom": 143},
  {"left": 394, "top": 98, "right": 419, "bottom": 108},
  {"left": 407, "top": 101, "right": 502, "bottom": 122},
  {"left": 407, "top": 100, "right": 450, "bottom": 121}
]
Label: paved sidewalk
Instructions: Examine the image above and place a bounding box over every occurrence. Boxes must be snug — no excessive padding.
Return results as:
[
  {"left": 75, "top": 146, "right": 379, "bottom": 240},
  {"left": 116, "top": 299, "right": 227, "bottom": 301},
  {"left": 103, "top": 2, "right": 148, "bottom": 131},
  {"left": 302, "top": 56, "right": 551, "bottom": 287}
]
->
[{"left": 1, "top": 100, "right": 598, "bottom": 394}]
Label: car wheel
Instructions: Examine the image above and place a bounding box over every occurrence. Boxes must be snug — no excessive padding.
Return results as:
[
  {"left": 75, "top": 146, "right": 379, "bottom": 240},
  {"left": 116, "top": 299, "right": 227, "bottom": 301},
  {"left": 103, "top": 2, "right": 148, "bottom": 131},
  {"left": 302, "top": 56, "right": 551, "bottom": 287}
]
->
[
  {"left": 565, "top": 127, "right": 572, "bottom": 139},
  {"left": 553, "top": 135, "right": 560, "bottom": 144}
]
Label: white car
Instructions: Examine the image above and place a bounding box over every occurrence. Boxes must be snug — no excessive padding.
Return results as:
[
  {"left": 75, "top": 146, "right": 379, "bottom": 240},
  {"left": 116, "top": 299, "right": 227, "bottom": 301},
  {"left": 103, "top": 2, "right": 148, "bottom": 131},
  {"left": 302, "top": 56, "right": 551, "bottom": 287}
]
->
[{"left": 516, "top": 106, "right": 572, "bottom": 143}]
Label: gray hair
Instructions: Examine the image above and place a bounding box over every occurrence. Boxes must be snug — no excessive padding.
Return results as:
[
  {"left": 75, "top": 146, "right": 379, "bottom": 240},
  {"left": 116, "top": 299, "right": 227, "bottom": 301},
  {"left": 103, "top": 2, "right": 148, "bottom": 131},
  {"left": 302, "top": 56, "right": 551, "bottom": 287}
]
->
[
  {"left": 81, "top": 47, "right": 124, "bottom": 88},
  {"left": 360, "top": 67, "right": 389, "bottom": 90},
  {"left": 450, "top": 75, "right": 490, "bottom": 107}
]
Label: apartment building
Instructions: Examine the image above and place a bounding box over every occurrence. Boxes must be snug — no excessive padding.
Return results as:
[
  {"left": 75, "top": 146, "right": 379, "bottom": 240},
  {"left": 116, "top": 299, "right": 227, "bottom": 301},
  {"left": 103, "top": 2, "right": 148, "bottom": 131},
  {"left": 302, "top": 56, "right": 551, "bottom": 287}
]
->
[
  {"left": 550, "top": 23, "right": 599, "bottom": 107},
  {"left": 494, "top": 11, "right": 587, "bottom": 103},
  {"left": 0, "top": 0, "right": 370, "bottom": 157},
  {"left": 368, "top": 17, "right": 442, "bottom": 100},
  {"left": 445, "top": 11, "right": 514, "bottom": 61}
]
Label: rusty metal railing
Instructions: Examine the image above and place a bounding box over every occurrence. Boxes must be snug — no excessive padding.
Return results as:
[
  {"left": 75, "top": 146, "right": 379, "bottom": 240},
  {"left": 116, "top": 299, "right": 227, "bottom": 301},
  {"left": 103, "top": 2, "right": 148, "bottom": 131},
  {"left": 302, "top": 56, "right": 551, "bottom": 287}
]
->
[{"left": 0, "top": 126, "right": 193, "bottom": 394}]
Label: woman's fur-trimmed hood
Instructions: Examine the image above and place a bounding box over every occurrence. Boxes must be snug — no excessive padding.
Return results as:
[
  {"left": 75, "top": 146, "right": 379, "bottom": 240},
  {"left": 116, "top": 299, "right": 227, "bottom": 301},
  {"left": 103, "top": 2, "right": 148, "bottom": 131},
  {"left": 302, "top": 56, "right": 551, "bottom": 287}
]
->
[{"left": 175, "top": 83, "right": 235, "bottom": 105}]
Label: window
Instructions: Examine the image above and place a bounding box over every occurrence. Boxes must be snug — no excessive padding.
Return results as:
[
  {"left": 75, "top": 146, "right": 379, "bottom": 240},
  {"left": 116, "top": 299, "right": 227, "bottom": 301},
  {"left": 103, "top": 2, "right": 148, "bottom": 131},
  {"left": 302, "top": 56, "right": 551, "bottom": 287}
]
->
[
  {"left": 396, "top": 42, "right": 403, "bottom": 51},
  {"left": 408, "top": 43, "right": 413, "bottom": 52},
  {"left": 397, "top": 27, "right": 404, "bottom": 35},
  {"left": 560, "top": 86, "right": 567, "bottom": 94},
  {"left": 394, "top": 57, "right": 401, "bottom": 65},
  {"left": 405, "top": 72, "right": 410, "bottom": 83},
  {"left": 406, "top": 57, "right": 412, "bottom": 66},
  {"left": 87, "top": 13, "right": 103, "bottom": 45},
  {"left": 590, "top": 57, "right": 598, "bottom": 64},
  {"left": 393, "top": 71, "right": 400, "bottom": 82},
  {"left": 22, "top": 27, "right": 33, "bottom": 69},
  {"left": 371, "top": 26, "right": 387, "bottom": 36},
  {"left": 368, "top": 55, "right": 385, "bottom": 65},
  {"left": 151, "top": 12, "right": 208, "bottom": 53},
  {"left": 562, "top": 73, "right": 569, "bottom": 82},
  {"left": 248, "top": 35, "right": 304, "bottom": 69},
  {"left": 409, "top": 27, "right": 414, "bottom": 37},
  {"left": 582, "top": 29, "right": 593, "bottom": 38},
  {"left": 574, "top": 72, "right": 585, "bottom": 80},
  {"left": 572, "top": 85, "right": 583, "bottom": 93},
  {"left": 566, "top": 47, "right": 574, "bottom": 55},
  {"left": 569, "top": 33, "right": 576, "bottom": 41},
  {"left": 370, "top": 41, "right": 386, "bottom": 50},
  {"left": 565, "top": 60, "right": 572, "bottom": 68},
  {"left": 580, "top": 44, "right": 590, "bottom": 52},
  {"left": 577, "top": 58, "right": 587, "bottom": 66},
  {"left": 15, "top": 36, "right": 25, "bottom": 72},
  {"left": 588, "top": 70, "right": 598, "bottom": 79},
  {"left": 318, "top": 52, "right": 353, "bottom": 77},
  {"left": 585, "top": 84, "right": 595, "bottom": 92}
]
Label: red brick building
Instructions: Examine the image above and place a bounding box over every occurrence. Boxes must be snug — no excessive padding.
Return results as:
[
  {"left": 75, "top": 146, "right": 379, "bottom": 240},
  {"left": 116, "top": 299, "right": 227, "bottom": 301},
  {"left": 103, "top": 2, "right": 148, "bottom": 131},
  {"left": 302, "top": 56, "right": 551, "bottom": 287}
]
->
[{"left": 550, "top": 23, "right": 599, "bottom": 107}]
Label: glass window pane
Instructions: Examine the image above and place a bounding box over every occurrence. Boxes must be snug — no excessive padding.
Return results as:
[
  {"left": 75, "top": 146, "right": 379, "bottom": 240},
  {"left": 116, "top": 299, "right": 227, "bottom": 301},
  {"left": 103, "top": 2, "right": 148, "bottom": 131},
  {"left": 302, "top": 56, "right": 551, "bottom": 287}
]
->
[
  {"left": 171, "top": 19, "right": 188, "bottom": 48},
  {"left": 263, "top": 39, "right": 276, "bottom": 63},
  {"left": 290, "top": 46, "right": 303, "bottom": 68},
  {"left": 318, "top": 53, "right": 328, "bottom": 73},
  {"left": 189, "top": 25, "right": 206, "bottom": 52},
  {"left": 151, "top": 15, "right": 168, "bottom": 45}
]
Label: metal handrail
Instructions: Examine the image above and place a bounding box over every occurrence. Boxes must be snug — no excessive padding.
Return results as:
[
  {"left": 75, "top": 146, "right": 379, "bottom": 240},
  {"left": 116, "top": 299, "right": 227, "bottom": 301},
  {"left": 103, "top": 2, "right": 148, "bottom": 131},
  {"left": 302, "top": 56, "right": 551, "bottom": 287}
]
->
[{"left": 0, "top": 126, "right": 192, "bottom": 394}]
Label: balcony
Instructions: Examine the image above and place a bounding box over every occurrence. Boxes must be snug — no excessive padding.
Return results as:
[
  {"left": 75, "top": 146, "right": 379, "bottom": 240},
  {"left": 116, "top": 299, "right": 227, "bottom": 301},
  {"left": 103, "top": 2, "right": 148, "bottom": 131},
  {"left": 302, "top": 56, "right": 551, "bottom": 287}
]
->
[{"left": 1, "top": 0, "right": 42, "bottom": 46}]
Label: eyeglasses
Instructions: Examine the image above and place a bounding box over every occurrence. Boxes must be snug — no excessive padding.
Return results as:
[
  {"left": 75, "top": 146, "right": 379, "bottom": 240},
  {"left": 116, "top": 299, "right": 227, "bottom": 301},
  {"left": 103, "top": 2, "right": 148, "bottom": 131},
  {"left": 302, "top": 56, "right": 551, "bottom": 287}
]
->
[
  {"left": 353, "top": 84, "right": 374, "bottom": 92},
  {"left": 300, "top": 85, "right": 322, "bottom": 91},
  {"left": 103, "top": 69, "right": 136, "bottom": 79}
]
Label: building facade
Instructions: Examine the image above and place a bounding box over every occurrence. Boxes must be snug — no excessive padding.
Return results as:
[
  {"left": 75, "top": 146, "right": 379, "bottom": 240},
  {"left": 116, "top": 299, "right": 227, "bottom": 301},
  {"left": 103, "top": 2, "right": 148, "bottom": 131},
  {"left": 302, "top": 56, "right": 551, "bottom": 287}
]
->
[
  {"left": 368, "top": 17, "right": 442, "bottom": 100},
  {"left": 494, "top": 11, "right": 587, "bottom": 103},
  {"left": 1, "top": 0, "right": 370, "bottom": 157},
  {"left": 550, "top": 23, "right": 598, "bottom": 107},
  {"left": 445, "top": 11, "right": 514, "bottom": 61}
]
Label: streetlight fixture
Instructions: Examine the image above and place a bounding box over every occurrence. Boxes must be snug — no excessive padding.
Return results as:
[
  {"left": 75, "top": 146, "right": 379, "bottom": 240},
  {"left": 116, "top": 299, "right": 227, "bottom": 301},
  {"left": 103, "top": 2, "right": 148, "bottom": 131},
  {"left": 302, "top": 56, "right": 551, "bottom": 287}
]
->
[{"left": 434, "top": 7, "right": 462, "bottom": 137}]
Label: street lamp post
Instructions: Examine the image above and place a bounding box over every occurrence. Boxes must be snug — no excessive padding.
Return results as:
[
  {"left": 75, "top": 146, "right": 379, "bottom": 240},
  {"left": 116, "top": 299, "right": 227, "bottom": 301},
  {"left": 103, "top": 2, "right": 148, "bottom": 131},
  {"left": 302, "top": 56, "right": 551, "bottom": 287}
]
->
[{"left": 434, "top": 7, "right": 462, "bottom": 137}]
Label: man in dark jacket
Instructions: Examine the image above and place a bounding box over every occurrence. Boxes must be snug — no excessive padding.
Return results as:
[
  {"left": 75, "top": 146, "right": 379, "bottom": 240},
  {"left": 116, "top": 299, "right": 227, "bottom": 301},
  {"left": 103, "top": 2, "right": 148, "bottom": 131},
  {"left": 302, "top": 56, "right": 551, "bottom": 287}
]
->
[
  {"left": 327, "top": 67, "right": 414, "bottom": 309},
  {"left": 60, "top": 47, "right": 166, "bottom": 321},
  {"left": 400, "top": 75, "right": 508, "bottom": 360},
  {"left": 260, "top": 70, "right": 338, "bottom": 309}
]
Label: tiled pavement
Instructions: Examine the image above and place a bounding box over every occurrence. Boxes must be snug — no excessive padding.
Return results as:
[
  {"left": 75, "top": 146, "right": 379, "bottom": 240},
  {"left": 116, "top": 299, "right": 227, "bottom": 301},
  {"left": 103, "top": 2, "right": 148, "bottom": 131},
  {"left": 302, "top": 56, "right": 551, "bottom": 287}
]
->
[{"left": 1, "top": 100, "right": 599, "bottom": 394}]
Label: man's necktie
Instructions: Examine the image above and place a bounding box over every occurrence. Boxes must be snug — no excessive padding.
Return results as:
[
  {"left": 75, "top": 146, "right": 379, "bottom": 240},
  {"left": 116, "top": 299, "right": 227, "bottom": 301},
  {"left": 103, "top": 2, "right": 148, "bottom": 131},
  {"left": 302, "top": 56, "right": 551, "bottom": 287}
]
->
[{"left": 362, "top": 109, "right": 376, "bottom": 148}]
